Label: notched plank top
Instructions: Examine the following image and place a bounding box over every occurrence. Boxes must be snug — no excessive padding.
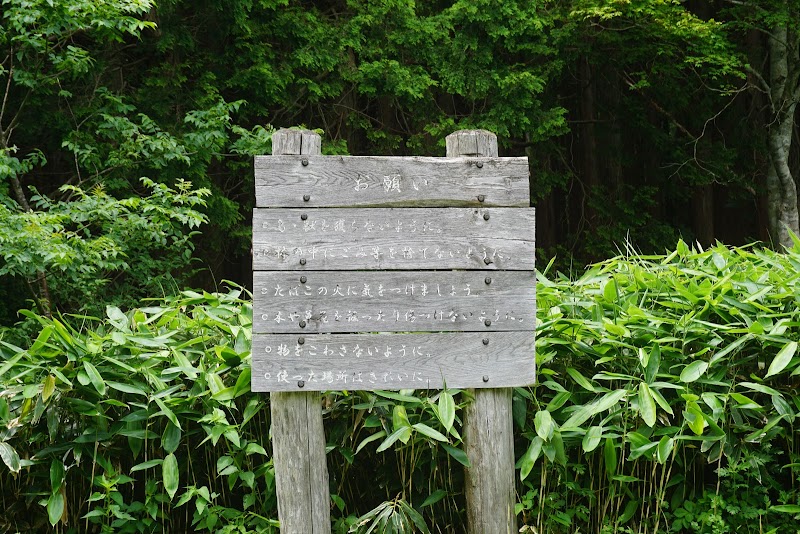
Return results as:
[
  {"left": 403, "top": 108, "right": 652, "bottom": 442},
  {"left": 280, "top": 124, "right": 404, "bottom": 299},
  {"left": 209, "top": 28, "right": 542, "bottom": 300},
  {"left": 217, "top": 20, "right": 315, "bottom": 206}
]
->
[
  {"left": 254, "top": 155, "right": 530, "bottom": 207},
  {"left": 253, "top": 270, "right": 535, "bottom": 334},
  {"left": 252, "top": 207, "right": 535, "bottom": 270},
  {"left": 252, "top": 332, "right": 536, "bottom": 391}
]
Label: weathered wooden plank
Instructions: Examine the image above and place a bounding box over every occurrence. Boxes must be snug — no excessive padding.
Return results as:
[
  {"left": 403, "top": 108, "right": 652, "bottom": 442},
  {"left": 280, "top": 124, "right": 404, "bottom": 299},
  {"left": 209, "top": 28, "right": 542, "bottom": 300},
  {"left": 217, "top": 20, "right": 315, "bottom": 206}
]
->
[
  {"left": 253, "top": 271, "right": 535, "bottom": 333},
  {"left": 253, "top": 208, "right": 535, "bottom": 270},
  {"left": 464, "top": 388, "right": 516, "bottom": 533},
  {"left": 446, "top": 129, "right": 498, "bottom": 157},
  {"left": 448, "top": 130, "right": 519, "bottom": 534},
  {"left": 263, "top": 128, "right": 331, "bottom": 534},
  {"left": 252, "top": 332, "right": 535, "bottom": 392},
  {"left": 270, "top": 391, "right": 331, "bottom": 532},
  {"left": 254, "top": 155, "right": 529, "bottom": 207}
]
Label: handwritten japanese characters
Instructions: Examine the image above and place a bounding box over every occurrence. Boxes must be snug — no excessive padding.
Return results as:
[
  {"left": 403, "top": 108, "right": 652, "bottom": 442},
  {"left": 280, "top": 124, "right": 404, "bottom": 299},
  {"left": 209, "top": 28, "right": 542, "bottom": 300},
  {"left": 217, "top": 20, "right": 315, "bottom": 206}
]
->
[
  {"left": 252, "top": 208, "right": 535, "bottom": 270},
  {"left": 252, "top": 271, "right": 535, "bottom": 334},
  {"left": 252, "top": 152, "right": 535, "bottom": 392},
  {"left": 254, "top": 155, "right": 530, "bottom": 207},
  {"left": 252, "top": 332, "right": 536, "bottom": 391}
]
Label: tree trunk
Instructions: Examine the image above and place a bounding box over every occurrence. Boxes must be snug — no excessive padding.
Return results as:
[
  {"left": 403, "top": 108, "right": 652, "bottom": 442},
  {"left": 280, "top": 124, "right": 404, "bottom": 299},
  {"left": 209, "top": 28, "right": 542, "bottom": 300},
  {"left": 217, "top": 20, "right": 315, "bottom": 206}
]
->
[{"left": 765, "top": 23, "right": 800, "bottom": 248}]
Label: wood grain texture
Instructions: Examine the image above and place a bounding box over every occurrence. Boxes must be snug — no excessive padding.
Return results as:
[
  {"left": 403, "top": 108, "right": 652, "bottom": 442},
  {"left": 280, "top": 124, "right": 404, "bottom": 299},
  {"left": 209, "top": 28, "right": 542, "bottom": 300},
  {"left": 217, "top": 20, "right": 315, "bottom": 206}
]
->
[
  {"left": 446, "top": 129, "right": 499, "bottom": 157},
  {"left": 252, "top": 332, "right": 535, "bottom": 392},
  {"left": 270, "top": 391, "right": 331, "bottom": 533},
  {"left": 265, "top": 129, "right": 332, "bottom": 534},
  {"left": 450, "top": 130, "right": 519, "bottom": 534},
  {"left": 253, "top": 270, "right": 535, "bottom": 333},
  {"left": 253, "top": 207, "right": 535, "bottom": 270},
  {"left": 254, "top": 155, "right": 529, "bottom": 207},
  {"left": 464, "top": 388, "right": 516, "bottom": 534},
  {"left": 271, "top": 128, "right": 321, "bottom": 156}
]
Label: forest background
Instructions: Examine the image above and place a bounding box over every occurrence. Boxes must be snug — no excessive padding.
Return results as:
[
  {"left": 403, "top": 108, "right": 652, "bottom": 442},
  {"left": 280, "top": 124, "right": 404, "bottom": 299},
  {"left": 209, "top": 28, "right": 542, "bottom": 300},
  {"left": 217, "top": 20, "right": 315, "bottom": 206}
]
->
[{"left": 2, "top": 0, "right": 800, "bottom": 319}]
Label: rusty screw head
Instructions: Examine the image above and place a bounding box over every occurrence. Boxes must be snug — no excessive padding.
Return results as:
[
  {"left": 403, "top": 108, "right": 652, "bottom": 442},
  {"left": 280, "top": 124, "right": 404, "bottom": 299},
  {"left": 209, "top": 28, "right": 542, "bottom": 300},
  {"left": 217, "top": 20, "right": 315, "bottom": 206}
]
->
[
  {"left": 485, "top": 276, "right": 492, "bottom": 285},
  {"left": 476, "top": 161, "right": 484, "bottom": 169},
  {"left": 298, "top": 337, "right": 305, "bottom": 345},
  {"left": 301, "top": 213, "right": 308, "bottom": 221},
  {"left": 482, "top": 375, "right": 489, "bottom": 382},
  {"left": 300, "top": 275, "right": 307, "bottom": 284},
  {"left": 301, "top": 158, "right": 309, "bottom": 166},
  {"left": 300, "top": 258, "right": 307, "bottom": 265},
  {"left": 299, "top": 320, "right": 307, "bottom": 328},
  {"left": 485, "top": 319, "right": 492, "bottom": 327},
  {"left": 482, "top": 338, "right": 489, "bottom": 346},
  {"left": 298, "top": 380, "right": 305, "bottom": 388},
  {"left": 303, "top": 194, "right": 310, "bottom": 202},
  {"left": 477, "top": 194, "right": 485, "bottom": 203},
  {"left": 483, "top": 212, "right": 490, "bottom": 221}
]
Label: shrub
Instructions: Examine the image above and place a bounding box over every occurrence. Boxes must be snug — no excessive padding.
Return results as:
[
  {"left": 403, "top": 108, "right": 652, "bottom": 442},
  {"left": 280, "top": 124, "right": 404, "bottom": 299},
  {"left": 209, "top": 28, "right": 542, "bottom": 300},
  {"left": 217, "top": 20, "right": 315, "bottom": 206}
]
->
[{"left": 1, "top": 242, "right": 799, "bottom": 533}]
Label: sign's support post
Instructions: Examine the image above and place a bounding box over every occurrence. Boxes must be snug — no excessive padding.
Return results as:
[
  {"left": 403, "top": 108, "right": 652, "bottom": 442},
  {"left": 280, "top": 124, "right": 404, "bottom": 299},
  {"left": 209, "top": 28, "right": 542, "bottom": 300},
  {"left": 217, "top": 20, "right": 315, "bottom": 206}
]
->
[
  {"left": 447, "top": 130, "right": 517, "bottom": 534},
  {"left": 268, "top": 129, "right": 331, "bottom": 534}
]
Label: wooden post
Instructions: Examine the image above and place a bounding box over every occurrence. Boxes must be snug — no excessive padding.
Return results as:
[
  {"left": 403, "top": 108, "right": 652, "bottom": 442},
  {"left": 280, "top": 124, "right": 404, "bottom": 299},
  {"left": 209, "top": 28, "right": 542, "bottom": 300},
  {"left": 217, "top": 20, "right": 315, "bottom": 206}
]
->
[
  {"left": 268, "top": 129, "right": 331, "bottom": 534},
  {"left": 447, "top": 130, "right": 517, "bottom": 534}
]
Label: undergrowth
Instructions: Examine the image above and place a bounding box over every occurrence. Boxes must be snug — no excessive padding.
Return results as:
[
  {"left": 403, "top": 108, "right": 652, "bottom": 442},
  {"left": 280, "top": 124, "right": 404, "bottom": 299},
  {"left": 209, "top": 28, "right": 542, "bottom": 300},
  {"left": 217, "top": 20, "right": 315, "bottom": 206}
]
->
[{"left": 0, "top": 241, "right": 799, "bottom": 532}]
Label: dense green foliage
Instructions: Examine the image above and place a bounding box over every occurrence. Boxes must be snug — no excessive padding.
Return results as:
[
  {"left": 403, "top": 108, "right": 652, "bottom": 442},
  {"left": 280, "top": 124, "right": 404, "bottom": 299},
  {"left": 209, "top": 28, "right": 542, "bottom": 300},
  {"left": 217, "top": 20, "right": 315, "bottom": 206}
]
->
[
  {"left": 1, "top": 243, "right": 799, "bottom": 532},
  {"left": 4, "top": 0, "right": 800, "bottom": 320}
]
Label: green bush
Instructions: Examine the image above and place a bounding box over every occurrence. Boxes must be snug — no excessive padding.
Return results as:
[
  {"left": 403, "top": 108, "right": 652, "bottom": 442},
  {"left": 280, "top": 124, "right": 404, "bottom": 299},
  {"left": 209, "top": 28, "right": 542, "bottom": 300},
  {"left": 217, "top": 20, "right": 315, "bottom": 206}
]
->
[
  {"left": 523, "top": 240, "right": 800, "bottom": 533},
  {"left": 1, "top": 242, "right": 799, "bottom": 533}
]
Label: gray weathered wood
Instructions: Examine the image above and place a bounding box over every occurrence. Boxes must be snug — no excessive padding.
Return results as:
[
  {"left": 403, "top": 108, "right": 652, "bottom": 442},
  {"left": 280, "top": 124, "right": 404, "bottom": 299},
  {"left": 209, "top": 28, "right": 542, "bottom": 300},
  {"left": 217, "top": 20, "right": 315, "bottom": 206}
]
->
[
  {"left": 254, "top": 155, "right": 529, "bottom": 207},
  {"left": 253, "top": 207, "right": 535, "bottom": 270},
  {"left": 252, "top": 332, "right": 535, "bottom": 392},
  {"left": 463, "top": 388, "right": 516, "bottom": 534},
  {"left": 272, "top": 128, "right": 321, "bottom": 156},
  {"left": 253, "top": 270, "right": 535, "bottom": 333},
  {"left": 270, "top": 391, "right": 331, "bottom": 533},
  {"left": 264, "top": 129, "right": 331, "bottom": 534},
  {"left": 449, "top": 130, "right": 520, "bottom": 534},
  {"left": 446, "top": 129, "right": 499, "bottom": 157}
]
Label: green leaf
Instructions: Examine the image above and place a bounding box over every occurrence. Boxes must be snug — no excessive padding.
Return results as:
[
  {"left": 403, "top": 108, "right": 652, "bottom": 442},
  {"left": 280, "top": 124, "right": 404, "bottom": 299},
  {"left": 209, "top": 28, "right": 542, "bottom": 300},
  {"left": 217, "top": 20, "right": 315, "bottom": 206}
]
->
[
  {"left": 645, "top": 345, "right": 661, "bottom": 384},
  {"left": 566, "top": 367, "right": 597, "bottom": 392},
  {"left": 162, "top": 423, "right": 181, "bottom": 454},
  {"left": 437, "top": 391, "right": 456, "bottom": 432},
  {"left": 50, "top": 459, "right": 64, "bottom": 491},
  {"left": 679, "top": 361, "right": 708, "bottom": 383},
  {"left": 412, "top": 423, "right": 448, "bottom": 442},
  {"left": 638, "top": 382, "right": 657, "bottom": 427},
  {"left": 770, "top": 505, "right": 800, "bottom": 514},
  {"left": 582, "top": 426, "right": 603, "bottom": 453},
  {"left": 107, "top": 381, "right": 147, "bottom": 396},
  {"left": 766, "top": 341, "right": 797, "bottom": 378},
  {"left": 154, "top": 397, "right": 181, "bottom": 430},
  {"left": 130, "top": 458, "right": 164, "bottom": 473},
  {"left": 441, "top": 444, "right": 470, "bottom": 467},
  {"left": 47, "top": 490, "right": 65, "bottom": 527},
  {"left": 42, "top": 375, "right": 56, "bottom": 402},
  {"left": 163, "top": 453, "right": 179, "bottom": 499},
  {"left": 82, "top": 361, "right": 106, "bottom": 395},
  {"left": 376, "top": 427, "right": 412, "bottom": 453},
  {"left": 519, "top": 436, "right": 543, "bottom": 481},
  {"left": 604, "top": 438, "right": 617, "bottom": 481},
  {"left": 656, "top": 436, "right": 674, "bottom": 464},
  {"left": 534, "top": 410, "right": 555, "bottom": 441},
  {"left": 356, "top": 431, "right": 386, "bottom": 455},
  {"left": 0, "top": 442, "right": 21, "bottom": 473},
  {"left": 420, "top": 489, "right": 447, "bottom": 509},
  {"left": 561, "top": 389, "right": 627, "bottom": 430}
]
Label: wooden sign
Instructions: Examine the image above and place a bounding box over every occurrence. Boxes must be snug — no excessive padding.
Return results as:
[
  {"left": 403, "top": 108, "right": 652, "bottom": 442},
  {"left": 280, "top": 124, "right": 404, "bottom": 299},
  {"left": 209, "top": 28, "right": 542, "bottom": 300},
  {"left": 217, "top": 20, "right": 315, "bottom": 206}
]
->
[
  {"left": 254, "top": 155, "right": 529, "bottom": 207},
  {"left": 253, "top": 208, "right": 535, "bottom": 270},
  {"left": 252, "top": 332, "right": 534, "bottom": 392},
  {"left": 253, "top": 142, "right": 535, "bottom": 392},
  {"left": 253, "top": 271, "right": 535, "bottom": 333}
]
